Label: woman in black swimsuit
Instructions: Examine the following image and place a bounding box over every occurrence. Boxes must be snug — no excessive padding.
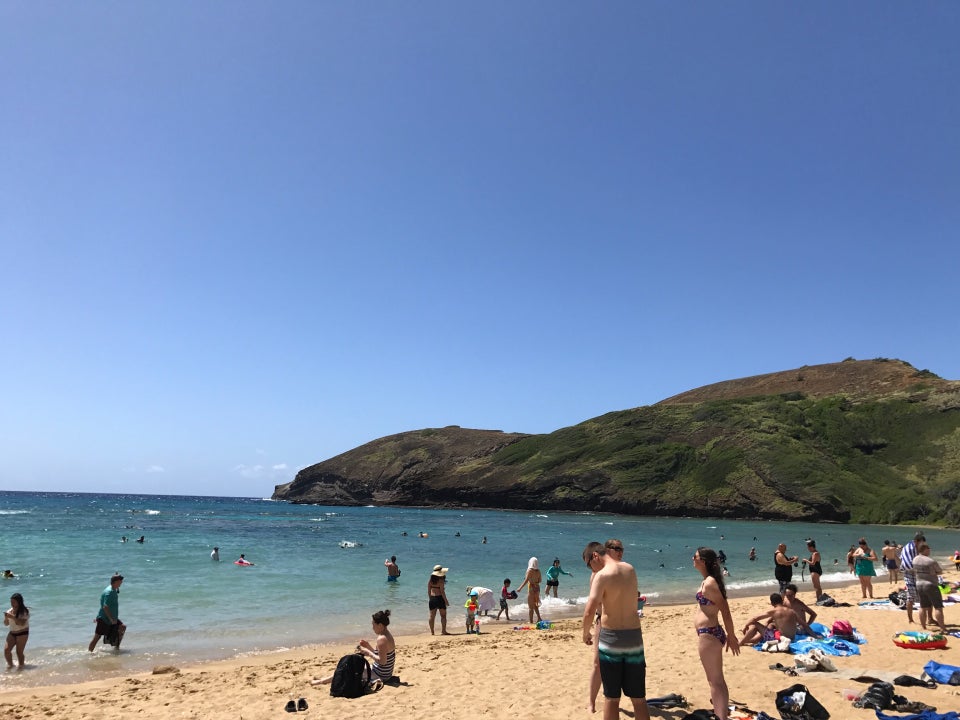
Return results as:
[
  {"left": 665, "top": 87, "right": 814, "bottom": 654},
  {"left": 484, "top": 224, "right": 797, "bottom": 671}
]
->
[
  {"left": 427, "top": 565, "right": 450, "bottom": 635},
  {"left": 801, "top": 539, "right": 824, "bottom": 600}
]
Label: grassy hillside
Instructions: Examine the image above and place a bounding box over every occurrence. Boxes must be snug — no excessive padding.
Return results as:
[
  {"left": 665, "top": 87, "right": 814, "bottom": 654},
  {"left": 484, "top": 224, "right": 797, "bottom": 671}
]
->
[{"left": 274, "top": 359, "right": 960, "bottom": 524}]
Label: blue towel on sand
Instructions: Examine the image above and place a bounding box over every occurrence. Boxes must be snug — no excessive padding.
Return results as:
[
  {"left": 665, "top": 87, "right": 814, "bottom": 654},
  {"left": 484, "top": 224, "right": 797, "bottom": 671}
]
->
[
  {"left": 752, "top": 623, "right": 862, "bottom": 655},
  {"left": 876, "top": 710, "right": 959, "bottom": 720}
]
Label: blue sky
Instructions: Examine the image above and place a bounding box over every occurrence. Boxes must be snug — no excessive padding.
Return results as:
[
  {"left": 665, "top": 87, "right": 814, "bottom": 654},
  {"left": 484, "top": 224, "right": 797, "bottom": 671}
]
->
[{"left": 2, "top": 3, "right": 958, "bottom": 497}]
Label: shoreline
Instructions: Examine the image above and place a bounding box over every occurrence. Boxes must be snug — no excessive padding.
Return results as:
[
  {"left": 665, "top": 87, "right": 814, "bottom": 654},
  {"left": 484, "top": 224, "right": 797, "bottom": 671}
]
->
[
  {"left": 3, "top": 582, "right": 959, "bottom": 720},
  {"left": 0, "top": 570, "right": 875, "bottom": 693}
]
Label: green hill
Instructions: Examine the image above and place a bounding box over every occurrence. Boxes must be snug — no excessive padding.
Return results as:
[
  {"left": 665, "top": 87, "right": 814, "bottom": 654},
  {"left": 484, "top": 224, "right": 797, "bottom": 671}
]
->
[{"left": 273, "top": 359, "right": 960, "bottom": 524}]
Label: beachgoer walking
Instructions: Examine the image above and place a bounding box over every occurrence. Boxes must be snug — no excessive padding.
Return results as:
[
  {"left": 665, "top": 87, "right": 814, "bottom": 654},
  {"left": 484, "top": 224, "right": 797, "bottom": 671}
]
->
[
  {"left": 210, "top": 547, "right": 220, "bottom": 562},
  {"left": 4, "top": 592, "right": 29, "bottom": 670},
  {"left": 517, "top": 557, "right": 542, "bottom": 624},
  {"left": 385, "top": 556, "right": 400, "bottom": 582},
  {"left": 853, "top": 538, "right": 877, "bottom": 598},
  {"left": 912, "top": 542, "right": 946, "bottom": 632},
  {"left": 800, "top": 539, "right": 823, "bottom": 600},
  {"left": 881, "top": 541, "right": 900, "bottom": 584},
  {"left": 497, "top": 579, "right": 514, "bottom": 621},
  {"left": 312, "top": 608, "right": 396, "bottom": 688},
  {"left": 582, "top": 541, "right": 650, "bottom": 720},
  {"left": 773, "top": 543, "right": 797, "bottom": 595},
  {"left": 545, "top": 557, "right": 572, "bottom": 598},
  {"left": 693, "top": 548, "right": 739, "bottom": 720},
  {"left": 899, "top": 532, "right": 925, "bottom": 624},
  {"left": 88, "top": 574, "right": 125, "bottom": 652},
  {"left": 953, "top": 550, "right": 960, "bottom": 571},
  {"left": 427, "top": 565, "right": 450, "bottom": 635}
]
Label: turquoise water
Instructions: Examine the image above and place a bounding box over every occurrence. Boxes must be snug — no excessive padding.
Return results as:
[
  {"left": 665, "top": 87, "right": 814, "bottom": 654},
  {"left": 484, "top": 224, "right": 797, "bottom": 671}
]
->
[{"left": 1, "top": 491, "right": 957, "bottom": 689}]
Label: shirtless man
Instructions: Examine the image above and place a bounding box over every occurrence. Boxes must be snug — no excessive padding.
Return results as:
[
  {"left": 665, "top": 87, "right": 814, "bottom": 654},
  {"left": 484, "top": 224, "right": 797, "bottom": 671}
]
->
[
  {"left": 739, "top": 593, "right": 798, "bottom": 651},
  {"left": 782, "top": 584, "right": 820, "bottom": 637},
  {"left": 582, "top": 541, "right": 650, "bottom": 720},
  {"left": 881, "top": 541, "right": 900, "bottom": 584},
  {"left": 384, "top": 556, "right": 400, "bottom": 582}
]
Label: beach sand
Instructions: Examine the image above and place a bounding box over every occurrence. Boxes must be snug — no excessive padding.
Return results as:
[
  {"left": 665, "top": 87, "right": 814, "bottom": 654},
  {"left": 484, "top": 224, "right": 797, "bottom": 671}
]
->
[{"left": 2, "top": 583, "right": 959, "bottom": 719}]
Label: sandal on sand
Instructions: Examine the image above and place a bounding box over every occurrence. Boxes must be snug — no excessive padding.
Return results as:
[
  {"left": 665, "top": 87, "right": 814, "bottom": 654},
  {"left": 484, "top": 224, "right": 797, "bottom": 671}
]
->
[
  {"left": 297, "top": 698, "right": 308, "bottom": 711},
  {"left": 368, "top": 679, "right": 383, "bottom": 693},
  {"left": 285, "top": 700, "right": 297, "bottom": 712}
]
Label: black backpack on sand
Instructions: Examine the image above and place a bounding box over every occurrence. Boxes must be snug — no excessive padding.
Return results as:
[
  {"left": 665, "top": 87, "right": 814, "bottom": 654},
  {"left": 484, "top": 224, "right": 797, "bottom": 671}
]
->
[{"left": 329, "top": 653, "right": 370, "bottom": 698}]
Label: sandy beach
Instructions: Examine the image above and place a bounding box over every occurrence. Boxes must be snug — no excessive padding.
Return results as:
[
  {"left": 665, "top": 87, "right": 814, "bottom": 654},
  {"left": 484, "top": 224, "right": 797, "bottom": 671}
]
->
[{"left": 3, "top": 581, "right": 959, "bottom": 720}]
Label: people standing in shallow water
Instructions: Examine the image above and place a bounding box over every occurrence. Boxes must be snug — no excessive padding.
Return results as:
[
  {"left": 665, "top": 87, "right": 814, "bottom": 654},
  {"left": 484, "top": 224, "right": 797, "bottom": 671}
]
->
[
  {"left": 427, "top": 565, "right": 450, "bottom": 635},
  {"left": 800, "top": 539, "right": 823, "bottom": 600},
  {"left": 545, "top": 558, "right": 572, "bottom": 598},
  {"left": 4, "top": 592, "right": 30, "bottom": 670},
  {"left": 853, "top": 538, "right": 877, "bottom": 599},
  {"left": 384, "top": 556, "right": 400, "bottom": 582},
  {"left": 692, "top": 547, "right": 739, "bottom": 720},
  {"left": 210, "top": 547, "right": 220, "bottom": 562},
  {"left": 517, "top": 557, "right": 542, "bottom": 623}
]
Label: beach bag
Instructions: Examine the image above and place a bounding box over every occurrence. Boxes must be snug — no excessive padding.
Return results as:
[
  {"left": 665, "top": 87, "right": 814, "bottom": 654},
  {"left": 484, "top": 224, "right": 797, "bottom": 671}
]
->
[
  {"left": 831, "top": 620, "right": 854, "bottom": 639},
  {"left": 922, "top": 660, "right": 960, "bottom": 686},
  {"left": 815, "top": 593, "right": 836, "bottom": 607},
  {"left": 854, "top": 681, "right": 898, "bottom": 710},
  {"left": 889, "top": 590, "right": 907, "bottom": 608},
  {"left": 329, "top": 653, "right": 370, "bottom": 698},
  {"left": 775, "top": 683, "right": 829, "bottom": 720}
]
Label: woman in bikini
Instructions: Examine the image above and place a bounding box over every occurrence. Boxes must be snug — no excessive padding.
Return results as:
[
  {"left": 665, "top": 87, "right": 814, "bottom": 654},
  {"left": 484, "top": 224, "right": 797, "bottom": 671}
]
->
[
  {"left": 517, "top": 557, "right": 542, "bottom": 623},
  {"left": 4, "top": 592, "right": 29, "bottom": 670},
  {"left": 693, "top": 547, "right": 740, "bottom": 720},
  {"left": 427, "top": 565, "right": 451, "bottom": 635}
]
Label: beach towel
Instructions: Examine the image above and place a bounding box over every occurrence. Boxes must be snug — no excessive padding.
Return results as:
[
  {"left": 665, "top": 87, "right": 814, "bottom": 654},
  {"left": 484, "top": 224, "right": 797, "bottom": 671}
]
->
[
  {"left": 875, "top": 711, "right": 959, "bottom": 720},
  {"left": 789, "top": 626, "right": 862, "bottom": 656}
]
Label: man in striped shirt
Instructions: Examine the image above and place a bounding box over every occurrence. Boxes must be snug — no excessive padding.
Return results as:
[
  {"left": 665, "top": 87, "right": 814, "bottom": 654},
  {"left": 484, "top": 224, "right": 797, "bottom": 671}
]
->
[{"left": 899, "top": 532, "right": 926, "bottom": 625}]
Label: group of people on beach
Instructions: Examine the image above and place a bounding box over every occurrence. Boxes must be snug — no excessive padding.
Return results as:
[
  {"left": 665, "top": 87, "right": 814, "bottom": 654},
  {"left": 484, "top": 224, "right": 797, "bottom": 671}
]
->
[{"left": 419, "top": 556, "right": 573, "bottom": 635}]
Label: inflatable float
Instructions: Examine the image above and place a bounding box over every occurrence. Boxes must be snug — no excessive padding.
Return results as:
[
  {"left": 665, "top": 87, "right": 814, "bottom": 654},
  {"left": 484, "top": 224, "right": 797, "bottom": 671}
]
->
[
  {"left": 234, "top": 559, "right": 254, "bottom": 566},
  {"left": 893, "top": 631, "right": 947, "bottom": 650}
]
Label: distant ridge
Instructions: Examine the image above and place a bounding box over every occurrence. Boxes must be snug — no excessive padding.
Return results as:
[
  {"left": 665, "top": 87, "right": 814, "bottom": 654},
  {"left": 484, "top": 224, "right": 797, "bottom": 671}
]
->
[
  {"left": 659, "top": 358, "right": 950, "bottom": 405},
  {"left": 274, "top": 359, "right": 960, "bottom": 525}
]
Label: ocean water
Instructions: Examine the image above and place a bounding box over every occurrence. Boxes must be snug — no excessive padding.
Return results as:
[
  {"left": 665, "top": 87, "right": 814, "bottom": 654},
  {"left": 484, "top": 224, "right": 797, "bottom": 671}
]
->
[{"left": 1, "top": 491, "right": 957, "bottom": 690}]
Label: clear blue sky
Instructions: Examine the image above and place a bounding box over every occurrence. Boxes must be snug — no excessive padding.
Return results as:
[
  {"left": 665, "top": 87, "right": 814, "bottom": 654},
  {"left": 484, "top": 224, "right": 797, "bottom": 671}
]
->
[{"left": 2, "top": 3, "right": 958, "bottom": 497}]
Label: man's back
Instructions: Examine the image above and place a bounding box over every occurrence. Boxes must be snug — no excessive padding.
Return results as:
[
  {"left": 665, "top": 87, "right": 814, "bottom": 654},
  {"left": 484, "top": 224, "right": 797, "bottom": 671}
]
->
[{"left": 770, "top": 605, "right": 798, "bottom": 638}]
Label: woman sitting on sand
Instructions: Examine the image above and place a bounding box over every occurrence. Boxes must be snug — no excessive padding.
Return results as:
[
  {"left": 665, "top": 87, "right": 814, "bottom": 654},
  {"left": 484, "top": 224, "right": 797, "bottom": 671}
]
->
[
  {"left": 517, "top": 557, "right": 542, "bottom": 624},
  {"left": 312, "top": 609, "right": 396, "bottom": 688},
  {"left": 693, "top": 548, "right": 740, "bottom": 720}
]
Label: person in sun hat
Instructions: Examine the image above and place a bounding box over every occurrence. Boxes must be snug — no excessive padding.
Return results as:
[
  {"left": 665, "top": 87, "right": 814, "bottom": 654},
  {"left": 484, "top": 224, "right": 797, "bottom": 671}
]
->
[{"left": 427, "top": 564, "right": 450, "bottom": 635}]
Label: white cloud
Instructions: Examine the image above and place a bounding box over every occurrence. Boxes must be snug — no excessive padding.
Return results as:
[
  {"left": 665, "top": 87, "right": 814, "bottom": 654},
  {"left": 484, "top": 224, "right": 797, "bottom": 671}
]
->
[
  {"left": 272, "top": 463, "right": 288, "bottom": 471},
  {"left": 233, "top": 463, "right": 265, "bottom": 479},
  {"left": 146, "top": 465, "right": 165, "bottom": 473}
]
